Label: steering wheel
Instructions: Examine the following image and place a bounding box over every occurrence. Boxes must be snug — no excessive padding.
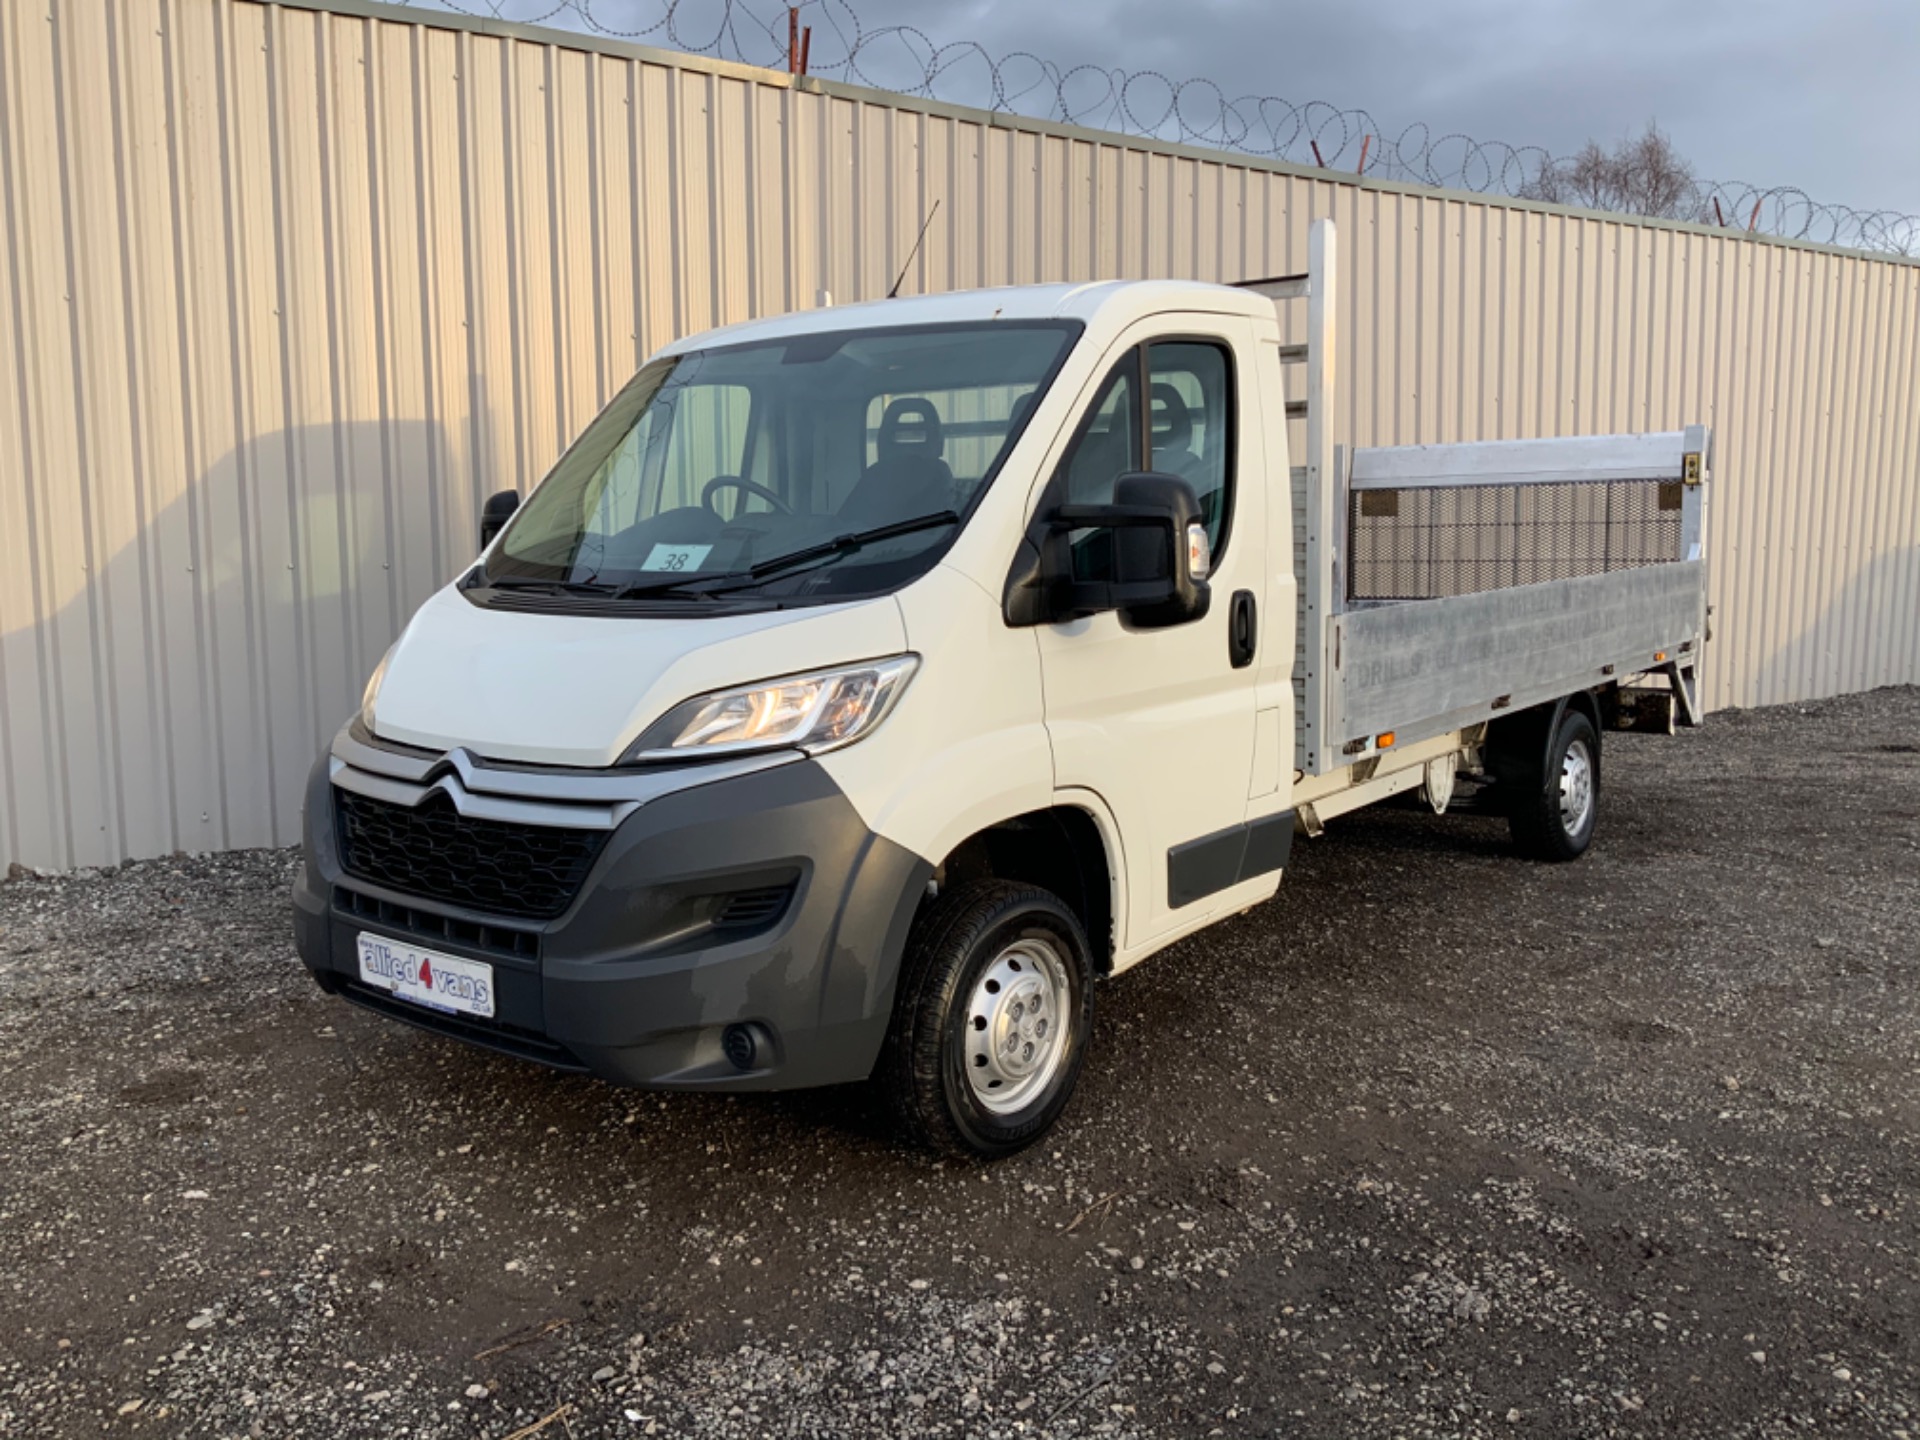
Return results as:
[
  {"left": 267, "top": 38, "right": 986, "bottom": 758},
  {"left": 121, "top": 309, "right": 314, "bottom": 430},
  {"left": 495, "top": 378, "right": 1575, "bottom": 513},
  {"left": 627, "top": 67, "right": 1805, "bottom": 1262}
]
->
[{"left": 702, "top": 475, "right": 792, "bottom": 516}]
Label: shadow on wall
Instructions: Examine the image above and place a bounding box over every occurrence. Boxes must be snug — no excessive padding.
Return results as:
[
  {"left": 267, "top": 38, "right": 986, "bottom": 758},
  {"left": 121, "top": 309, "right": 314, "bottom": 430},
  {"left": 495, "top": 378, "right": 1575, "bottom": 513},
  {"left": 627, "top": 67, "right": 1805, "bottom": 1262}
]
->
[
  {"left": 1750, "top": 545, "right": 1920, "bottom": 709},
  {"left": 0, "top": 418, "right": 489, "bottom": 874}
]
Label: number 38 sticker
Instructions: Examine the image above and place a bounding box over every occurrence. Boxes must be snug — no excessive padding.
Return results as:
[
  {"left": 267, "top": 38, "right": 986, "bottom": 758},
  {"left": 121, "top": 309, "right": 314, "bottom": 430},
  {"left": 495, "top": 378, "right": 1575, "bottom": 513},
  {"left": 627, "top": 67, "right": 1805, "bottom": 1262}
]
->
[{"left": 642, "top": 543, "right": 713, "bottom": 573}]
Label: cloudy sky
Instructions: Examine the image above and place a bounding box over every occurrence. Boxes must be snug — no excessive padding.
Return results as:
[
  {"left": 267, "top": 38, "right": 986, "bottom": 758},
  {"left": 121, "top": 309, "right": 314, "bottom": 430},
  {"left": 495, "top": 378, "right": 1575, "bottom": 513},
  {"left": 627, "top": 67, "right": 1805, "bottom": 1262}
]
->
[
  {"left": 815, "top": 0, "right": 1920, "bottom": 216},
  {"left": 443, "top": 0, "right": 1919, "bottom": 217}
]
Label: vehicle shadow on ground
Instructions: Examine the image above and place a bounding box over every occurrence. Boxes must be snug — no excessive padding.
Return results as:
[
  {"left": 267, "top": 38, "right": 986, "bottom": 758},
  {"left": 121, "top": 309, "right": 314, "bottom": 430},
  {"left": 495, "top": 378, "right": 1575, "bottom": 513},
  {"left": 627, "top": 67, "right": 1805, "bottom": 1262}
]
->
[{"left": 1311, "top": 798, "right": 1519, "bottom": 859}]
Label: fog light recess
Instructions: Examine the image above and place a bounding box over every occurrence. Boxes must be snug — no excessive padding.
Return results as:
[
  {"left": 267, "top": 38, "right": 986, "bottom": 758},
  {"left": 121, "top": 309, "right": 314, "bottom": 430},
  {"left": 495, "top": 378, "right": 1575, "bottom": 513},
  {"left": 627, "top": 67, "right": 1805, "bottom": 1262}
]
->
[{"left": 722, "top": 1023, "right": 771, "bottom": 1072}]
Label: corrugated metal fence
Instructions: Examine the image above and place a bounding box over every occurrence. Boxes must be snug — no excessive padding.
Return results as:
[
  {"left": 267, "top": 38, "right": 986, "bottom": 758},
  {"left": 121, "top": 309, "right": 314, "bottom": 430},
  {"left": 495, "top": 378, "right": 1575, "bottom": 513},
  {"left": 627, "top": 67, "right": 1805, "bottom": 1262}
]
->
[{"left": 4, "top": 0, "right": 1918, "bottom": 871}]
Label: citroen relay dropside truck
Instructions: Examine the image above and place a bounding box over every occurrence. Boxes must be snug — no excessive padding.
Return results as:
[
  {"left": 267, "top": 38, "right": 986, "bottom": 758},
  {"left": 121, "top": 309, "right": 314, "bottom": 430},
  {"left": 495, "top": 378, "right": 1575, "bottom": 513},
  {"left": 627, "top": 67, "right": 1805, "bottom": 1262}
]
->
[{"left": 294, "top": 221, "right": 1711, "bottom": 1156}]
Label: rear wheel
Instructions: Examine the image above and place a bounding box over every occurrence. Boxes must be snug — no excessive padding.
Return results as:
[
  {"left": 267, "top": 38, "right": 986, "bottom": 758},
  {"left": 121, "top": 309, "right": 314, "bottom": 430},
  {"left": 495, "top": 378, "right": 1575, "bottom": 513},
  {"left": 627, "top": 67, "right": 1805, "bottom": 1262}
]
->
[
  {"left": 878, "top": 879, "right": 1095, "bottom": 1159},
  {"left": 1508, "top": 707, "right": 1600, "bottom": 861}
]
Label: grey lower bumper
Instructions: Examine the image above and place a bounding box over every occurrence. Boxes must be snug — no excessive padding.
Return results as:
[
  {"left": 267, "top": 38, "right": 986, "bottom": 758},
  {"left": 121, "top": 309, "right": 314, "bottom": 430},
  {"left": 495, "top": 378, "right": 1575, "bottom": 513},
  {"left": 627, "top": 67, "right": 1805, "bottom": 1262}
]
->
[{"left": 292, "top": 749, "right": 931, "bottom": 1091}]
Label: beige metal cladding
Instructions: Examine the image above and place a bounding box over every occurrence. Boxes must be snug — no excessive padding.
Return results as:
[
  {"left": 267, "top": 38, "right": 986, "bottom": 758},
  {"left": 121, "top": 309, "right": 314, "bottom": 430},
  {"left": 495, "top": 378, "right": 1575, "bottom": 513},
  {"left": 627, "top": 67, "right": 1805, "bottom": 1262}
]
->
[{"left": 3, "top": 0, "right": 1918, "bottom": 872}]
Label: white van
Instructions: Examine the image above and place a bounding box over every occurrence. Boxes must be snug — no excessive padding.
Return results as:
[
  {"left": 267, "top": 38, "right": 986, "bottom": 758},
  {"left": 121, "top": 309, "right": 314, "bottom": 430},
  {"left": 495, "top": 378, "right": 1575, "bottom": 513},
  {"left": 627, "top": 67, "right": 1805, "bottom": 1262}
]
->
[{"left": 294, "top": 222, "right": 1709, "bottom": 1156}]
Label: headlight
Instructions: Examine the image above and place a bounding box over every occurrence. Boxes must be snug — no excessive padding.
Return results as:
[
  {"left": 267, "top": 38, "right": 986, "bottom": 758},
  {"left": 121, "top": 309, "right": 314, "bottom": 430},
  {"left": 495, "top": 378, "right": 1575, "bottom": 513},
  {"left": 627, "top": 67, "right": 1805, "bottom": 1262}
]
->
[
  {"left": 360, "top": 646, "right": 396, "bottom": 735},
  {"left": 622, "top": 655, "right": 919, "bottom": 763}
]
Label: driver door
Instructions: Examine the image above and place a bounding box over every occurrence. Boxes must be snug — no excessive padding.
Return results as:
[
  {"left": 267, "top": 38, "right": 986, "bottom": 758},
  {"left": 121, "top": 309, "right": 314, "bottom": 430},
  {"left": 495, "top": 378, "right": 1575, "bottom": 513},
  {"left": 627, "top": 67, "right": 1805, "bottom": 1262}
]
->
[{"left": 1033, "top": 319, "right": 1266, "bottom": 952}]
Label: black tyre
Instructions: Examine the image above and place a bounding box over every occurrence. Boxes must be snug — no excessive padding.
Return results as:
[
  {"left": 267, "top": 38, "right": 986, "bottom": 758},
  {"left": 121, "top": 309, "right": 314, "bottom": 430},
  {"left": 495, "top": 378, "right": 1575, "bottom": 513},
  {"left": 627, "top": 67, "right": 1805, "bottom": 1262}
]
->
[
  {"left": 1508, "top": 707, "right": 1600, "bottom": 862},
  {"left": 878, "top": 879, "right": 1095, "bottom": 1159}
]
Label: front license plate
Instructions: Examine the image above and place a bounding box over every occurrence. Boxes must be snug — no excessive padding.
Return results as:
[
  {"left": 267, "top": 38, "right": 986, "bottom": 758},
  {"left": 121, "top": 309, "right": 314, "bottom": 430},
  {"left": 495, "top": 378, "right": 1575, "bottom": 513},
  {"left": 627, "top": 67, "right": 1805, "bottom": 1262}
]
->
[{"left": 356, "top": 932, "right": 496, "bottom": 1019}]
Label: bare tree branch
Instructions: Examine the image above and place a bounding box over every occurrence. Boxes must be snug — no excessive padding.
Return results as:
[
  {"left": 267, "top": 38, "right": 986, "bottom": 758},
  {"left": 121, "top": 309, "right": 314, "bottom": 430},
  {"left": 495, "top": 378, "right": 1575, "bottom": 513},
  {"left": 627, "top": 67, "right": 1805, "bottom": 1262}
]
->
[{"left": 1521, "top": 123, "right": 1711, "bottom": 223}]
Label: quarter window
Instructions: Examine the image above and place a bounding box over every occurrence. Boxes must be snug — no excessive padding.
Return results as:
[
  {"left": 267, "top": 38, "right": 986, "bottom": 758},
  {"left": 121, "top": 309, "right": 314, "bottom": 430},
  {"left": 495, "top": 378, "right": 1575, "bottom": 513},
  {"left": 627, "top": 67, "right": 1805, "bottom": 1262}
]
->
[{"left": 1059, "top": 364, "right": 1141, "bottom": 505}]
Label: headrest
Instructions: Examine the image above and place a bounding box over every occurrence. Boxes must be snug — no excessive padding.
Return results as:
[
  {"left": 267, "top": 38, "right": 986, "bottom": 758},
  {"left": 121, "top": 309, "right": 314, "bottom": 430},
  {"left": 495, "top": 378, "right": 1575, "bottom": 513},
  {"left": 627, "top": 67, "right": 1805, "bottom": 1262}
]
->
[
  {"left": 1150, "top": 382, "right": 1197, "bottom": 456},
  {"left": 878, "top": 397, "right": 945, "bottom": 460},
  {"left": 1007, "top": 391, "right": 1037, "bottom": 433}
]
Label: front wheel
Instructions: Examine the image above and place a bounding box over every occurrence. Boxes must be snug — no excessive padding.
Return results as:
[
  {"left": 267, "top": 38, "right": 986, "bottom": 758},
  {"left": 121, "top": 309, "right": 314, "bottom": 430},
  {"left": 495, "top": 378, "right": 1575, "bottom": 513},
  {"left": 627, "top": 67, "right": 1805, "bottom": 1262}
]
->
[
  {"left": 877, "top": 880, "right": 1095, "bottom": 1159},
  {"left": 1508, "top": 707, "right": 1600, "bottom": 861}
]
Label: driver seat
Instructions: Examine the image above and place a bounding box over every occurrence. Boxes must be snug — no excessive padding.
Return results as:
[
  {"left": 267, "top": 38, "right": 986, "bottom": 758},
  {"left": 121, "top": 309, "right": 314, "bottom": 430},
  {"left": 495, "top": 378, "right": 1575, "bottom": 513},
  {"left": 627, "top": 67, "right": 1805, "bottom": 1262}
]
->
[{"left": 842, "top": 397, "right": 955, "bottom": 526}]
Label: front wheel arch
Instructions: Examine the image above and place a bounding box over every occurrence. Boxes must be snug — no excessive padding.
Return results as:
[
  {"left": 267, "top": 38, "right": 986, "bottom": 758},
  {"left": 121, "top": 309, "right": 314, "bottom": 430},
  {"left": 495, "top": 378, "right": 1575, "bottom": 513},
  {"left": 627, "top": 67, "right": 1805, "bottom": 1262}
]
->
[{"left": 924, "top": 805, "right": 1117, "bottom": 972}]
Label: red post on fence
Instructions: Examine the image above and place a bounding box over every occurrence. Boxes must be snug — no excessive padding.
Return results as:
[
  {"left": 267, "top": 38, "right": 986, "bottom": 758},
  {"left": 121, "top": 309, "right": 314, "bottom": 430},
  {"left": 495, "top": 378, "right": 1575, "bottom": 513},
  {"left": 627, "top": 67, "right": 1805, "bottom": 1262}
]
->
[
  {"left": 1356, "top": 134, "right": 1371, "bottom": 175},
  {"left": 1748, "top": 199, "right": 1763, "bottom": 232},
  {"left": 788, "top": 7, "right": 799, "bottom": 74},
  {"left": 799, "top": 25, "right": 812, "bottom": 76},
  {"left": 1713, "top": 197, "right": 1726, "bottom": 227},
  {"left": 1310, "top": 139, "right": 1326, "bottom": 168}
]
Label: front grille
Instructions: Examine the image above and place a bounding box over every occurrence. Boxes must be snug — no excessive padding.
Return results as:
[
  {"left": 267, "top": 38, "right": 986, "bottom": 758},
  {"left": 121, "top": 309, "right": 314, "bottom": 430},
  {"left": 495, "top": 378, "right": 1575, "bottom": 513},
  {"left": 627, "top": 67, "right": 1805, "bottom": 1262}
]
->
[
  {"left": 334, "top": 787, "right": 608, "bottom": 921},
  {"left": 334, "top": 884, "right": 540, "bottom": 961}
]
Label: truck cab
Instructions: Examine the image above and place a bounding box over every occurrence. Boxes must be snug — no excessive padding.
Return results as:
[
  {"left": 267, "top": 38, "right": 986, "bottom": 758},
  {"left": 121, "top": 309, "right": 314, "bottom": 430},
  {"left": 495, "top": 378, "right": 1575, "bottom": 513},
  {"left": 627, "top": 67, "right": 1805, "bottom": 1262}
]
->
[{"left": 294, "top": 222, "right": 1709, "bottom": 1156}]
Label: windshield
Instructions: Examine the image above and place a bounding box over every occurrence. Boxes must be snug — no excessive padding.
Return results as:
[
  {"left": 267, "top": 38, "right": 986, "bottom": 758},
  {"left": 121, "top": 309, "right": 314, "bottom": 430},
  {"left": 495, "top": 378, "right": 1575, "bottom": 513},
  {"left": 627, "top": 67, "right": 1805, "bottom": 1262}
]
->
[{"left": 486, "top": 320, "right": 1079, "bottom": 602}]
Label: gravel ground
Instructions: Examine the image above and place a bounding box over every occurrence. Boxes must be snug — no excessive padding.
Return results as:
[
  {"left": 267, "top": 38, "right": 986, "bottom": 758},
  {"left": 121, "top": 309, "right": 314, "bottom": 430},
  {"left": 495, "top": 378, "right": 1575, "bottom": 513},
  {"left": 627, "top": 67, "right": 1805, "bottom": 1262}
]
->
[{"left": 2, "top": 688, "right": 1917, "bottom": 1440}]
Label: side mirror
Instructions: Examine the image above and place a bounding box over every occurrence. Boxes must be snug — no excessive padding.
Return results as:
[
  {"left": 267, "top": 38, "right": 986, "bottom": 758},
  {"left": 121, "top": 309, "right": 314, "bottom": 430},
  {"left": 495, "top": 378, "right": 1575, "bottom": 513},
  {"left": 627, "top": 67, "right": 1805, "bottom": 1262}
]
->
[
  {"left": 1004, "top": 472, "right": 1212, "bottom": 628},
  {"left": 479, "top": 489, "right": 520, "bottom": 547}
]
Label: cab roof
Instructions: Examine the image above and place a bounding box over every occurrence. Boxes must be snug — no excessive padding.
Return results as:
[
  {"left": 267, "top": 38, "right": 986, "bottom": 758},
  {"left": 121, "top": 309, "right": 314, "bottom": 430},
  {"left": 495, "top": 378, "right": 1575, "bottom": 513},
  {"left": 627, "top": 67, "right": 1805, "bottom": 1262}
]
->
[{"left": 655, "top": 279, "right": 1271, "bottom": 358}]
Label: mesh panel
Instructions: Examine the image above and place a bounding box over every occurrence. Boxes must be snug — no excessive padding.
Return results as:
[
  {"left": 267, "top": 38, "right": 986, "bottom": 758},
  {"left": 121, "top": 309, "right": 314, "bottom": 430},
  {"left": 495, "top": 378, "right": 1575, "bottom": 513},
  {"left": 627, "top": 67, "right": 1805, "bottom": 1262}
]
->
[{"left": 1347, "top": 478, "right": 1682, "bottom": 601}]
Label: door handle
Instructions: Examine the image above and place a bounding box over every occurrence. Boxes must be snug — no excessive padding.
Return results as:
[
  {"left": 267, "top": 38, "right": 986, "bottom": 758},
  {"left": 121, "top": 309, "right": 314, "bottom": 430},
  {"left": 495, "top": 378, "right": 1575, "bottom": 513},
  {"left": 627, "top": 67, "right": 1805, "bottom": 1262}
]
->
[{"left": 1228, "top": 589, "right": 1257, "bottom": 668}]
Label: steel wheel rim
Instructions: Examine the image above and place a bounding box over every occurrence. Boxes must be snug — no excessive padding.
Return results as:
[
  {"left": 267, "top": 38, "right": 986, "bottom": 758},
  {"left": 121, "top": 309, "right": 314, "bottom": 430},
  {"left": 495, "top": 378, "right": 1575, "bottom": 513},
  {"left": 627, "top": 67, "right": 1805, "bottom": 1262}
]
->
[
  {"left": 1559, "top": 737, "right": 1595, "bottom": 833},
  {"left": 963, "top": 936, "right": 1072, "bottom": 1115}
]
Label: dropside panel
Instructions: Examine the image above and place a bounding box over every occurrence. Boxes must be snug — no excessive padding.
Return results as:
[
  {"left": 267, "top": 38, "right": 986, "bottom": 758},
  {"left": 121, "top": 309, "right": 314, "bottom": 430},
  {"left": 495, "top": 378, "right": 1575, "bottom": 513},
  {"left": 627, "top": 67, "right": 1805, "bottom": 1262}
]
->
[{"left": 1332, "top": 562, "right": 1706, "bottom": 751}]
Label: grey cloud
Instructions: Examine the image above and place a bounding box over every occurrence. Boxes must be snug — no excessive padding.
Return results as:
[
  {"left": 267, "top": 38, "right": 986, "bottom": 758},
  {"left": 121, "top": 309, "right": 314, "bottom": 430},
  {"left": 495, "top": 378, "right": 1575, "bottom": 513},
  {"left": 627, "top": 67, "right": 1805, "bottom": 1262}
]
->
[{"left": 831, "top": 0, "right": 1919, "bottom": 214}]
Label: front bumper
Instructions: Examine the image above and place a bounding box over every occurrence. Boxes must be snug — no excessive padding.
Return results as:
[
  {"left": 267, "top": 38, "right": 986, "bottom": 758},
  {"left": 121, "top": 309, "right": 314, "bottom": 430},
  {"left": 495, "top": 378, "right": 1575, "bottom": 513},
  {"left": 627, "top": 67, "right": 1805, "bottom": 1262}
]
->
[{"left": 292, "top": 741, "right": 930, "bottom": 1091}]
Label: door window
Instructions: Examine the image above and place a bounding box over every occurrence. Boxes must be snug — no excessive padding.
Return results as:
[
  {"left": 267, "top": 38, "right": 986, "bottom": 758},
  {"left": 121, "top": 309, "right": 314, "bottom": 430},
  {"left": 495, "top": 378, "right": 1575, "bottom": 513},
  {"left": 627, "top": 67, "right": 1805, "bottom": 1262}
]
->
[
  {"left": 1048, "top": 339, "right": 1236, "bottom": 574},
  {"left": 1147, "top": 342, "right": 1234, "bottom": 548}
]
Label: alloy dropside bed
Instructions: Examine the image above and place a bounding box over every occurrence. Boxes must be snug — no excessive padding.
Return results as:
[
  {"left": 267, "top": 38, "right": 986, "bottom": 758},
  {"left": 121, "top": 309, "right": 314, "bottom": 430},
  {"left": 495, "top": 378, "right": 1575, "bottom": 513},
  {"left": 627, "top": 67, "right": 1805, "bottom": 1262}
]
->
[{"left": 1240, "top": 220, "right": 1710, "bottom": 786}]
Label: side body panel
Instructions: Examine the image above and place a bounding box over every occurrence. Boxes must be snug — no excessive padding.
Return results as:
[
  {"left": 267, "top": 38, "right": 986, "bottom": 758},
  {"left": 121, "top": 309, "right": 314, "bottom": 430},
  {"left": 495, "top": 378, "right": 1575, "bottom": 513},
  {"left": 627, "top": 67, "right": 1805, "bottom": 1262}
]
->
[{"left": 1023, "top": 313, "right": 1266, "bottom": 953}]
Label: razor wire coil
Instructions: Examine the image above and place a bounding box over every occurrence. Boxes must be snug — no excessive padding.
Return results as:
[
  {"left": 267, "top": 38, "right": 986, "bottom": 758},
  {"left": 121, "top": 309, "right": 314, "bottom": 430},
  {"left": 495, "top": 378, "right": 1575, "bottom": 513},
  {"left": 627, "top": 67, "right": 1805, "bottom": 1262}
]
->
[{"left": 394, "top": 0, "right": 1920, "bottom": 257}]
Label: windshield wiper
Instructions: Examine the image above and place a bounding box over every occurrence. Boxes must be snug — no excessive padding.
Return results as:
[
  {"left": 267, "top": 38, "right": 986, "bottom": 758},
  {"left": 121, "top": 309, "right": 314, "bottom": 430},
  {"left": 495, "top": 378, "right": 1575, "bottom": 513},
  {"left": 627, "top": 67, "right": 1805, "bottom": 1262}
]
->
[
  {"left": 744, "top": 509, "right": 961, "bottom": 579},
  {"left": 490, "top": 511, "right": 965, "bottom": 603},
  {"left": 640, "top": 510, "right": 961, "bottom": 599},
  {"left": 716, "top": 509, "right": 964, "bottom": 586},
  {"left": 606, "top": 511, "right": 964, "bottom": 601}
]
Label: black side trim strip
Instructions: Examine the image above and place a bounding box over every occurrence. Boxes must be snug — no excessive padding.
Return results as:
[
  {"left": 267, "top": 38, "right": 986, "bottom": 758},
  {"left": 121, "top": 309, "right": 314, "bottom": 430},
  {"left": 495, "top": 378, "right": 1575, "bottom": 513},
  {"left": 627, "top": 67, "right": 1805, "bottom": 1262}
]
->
[
  {"left": 1167, "top": 810, "right": 1295, "bottom": 909},
  {"left": 1239, "top": 811, "right": 1294, "bottom": 879}
]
